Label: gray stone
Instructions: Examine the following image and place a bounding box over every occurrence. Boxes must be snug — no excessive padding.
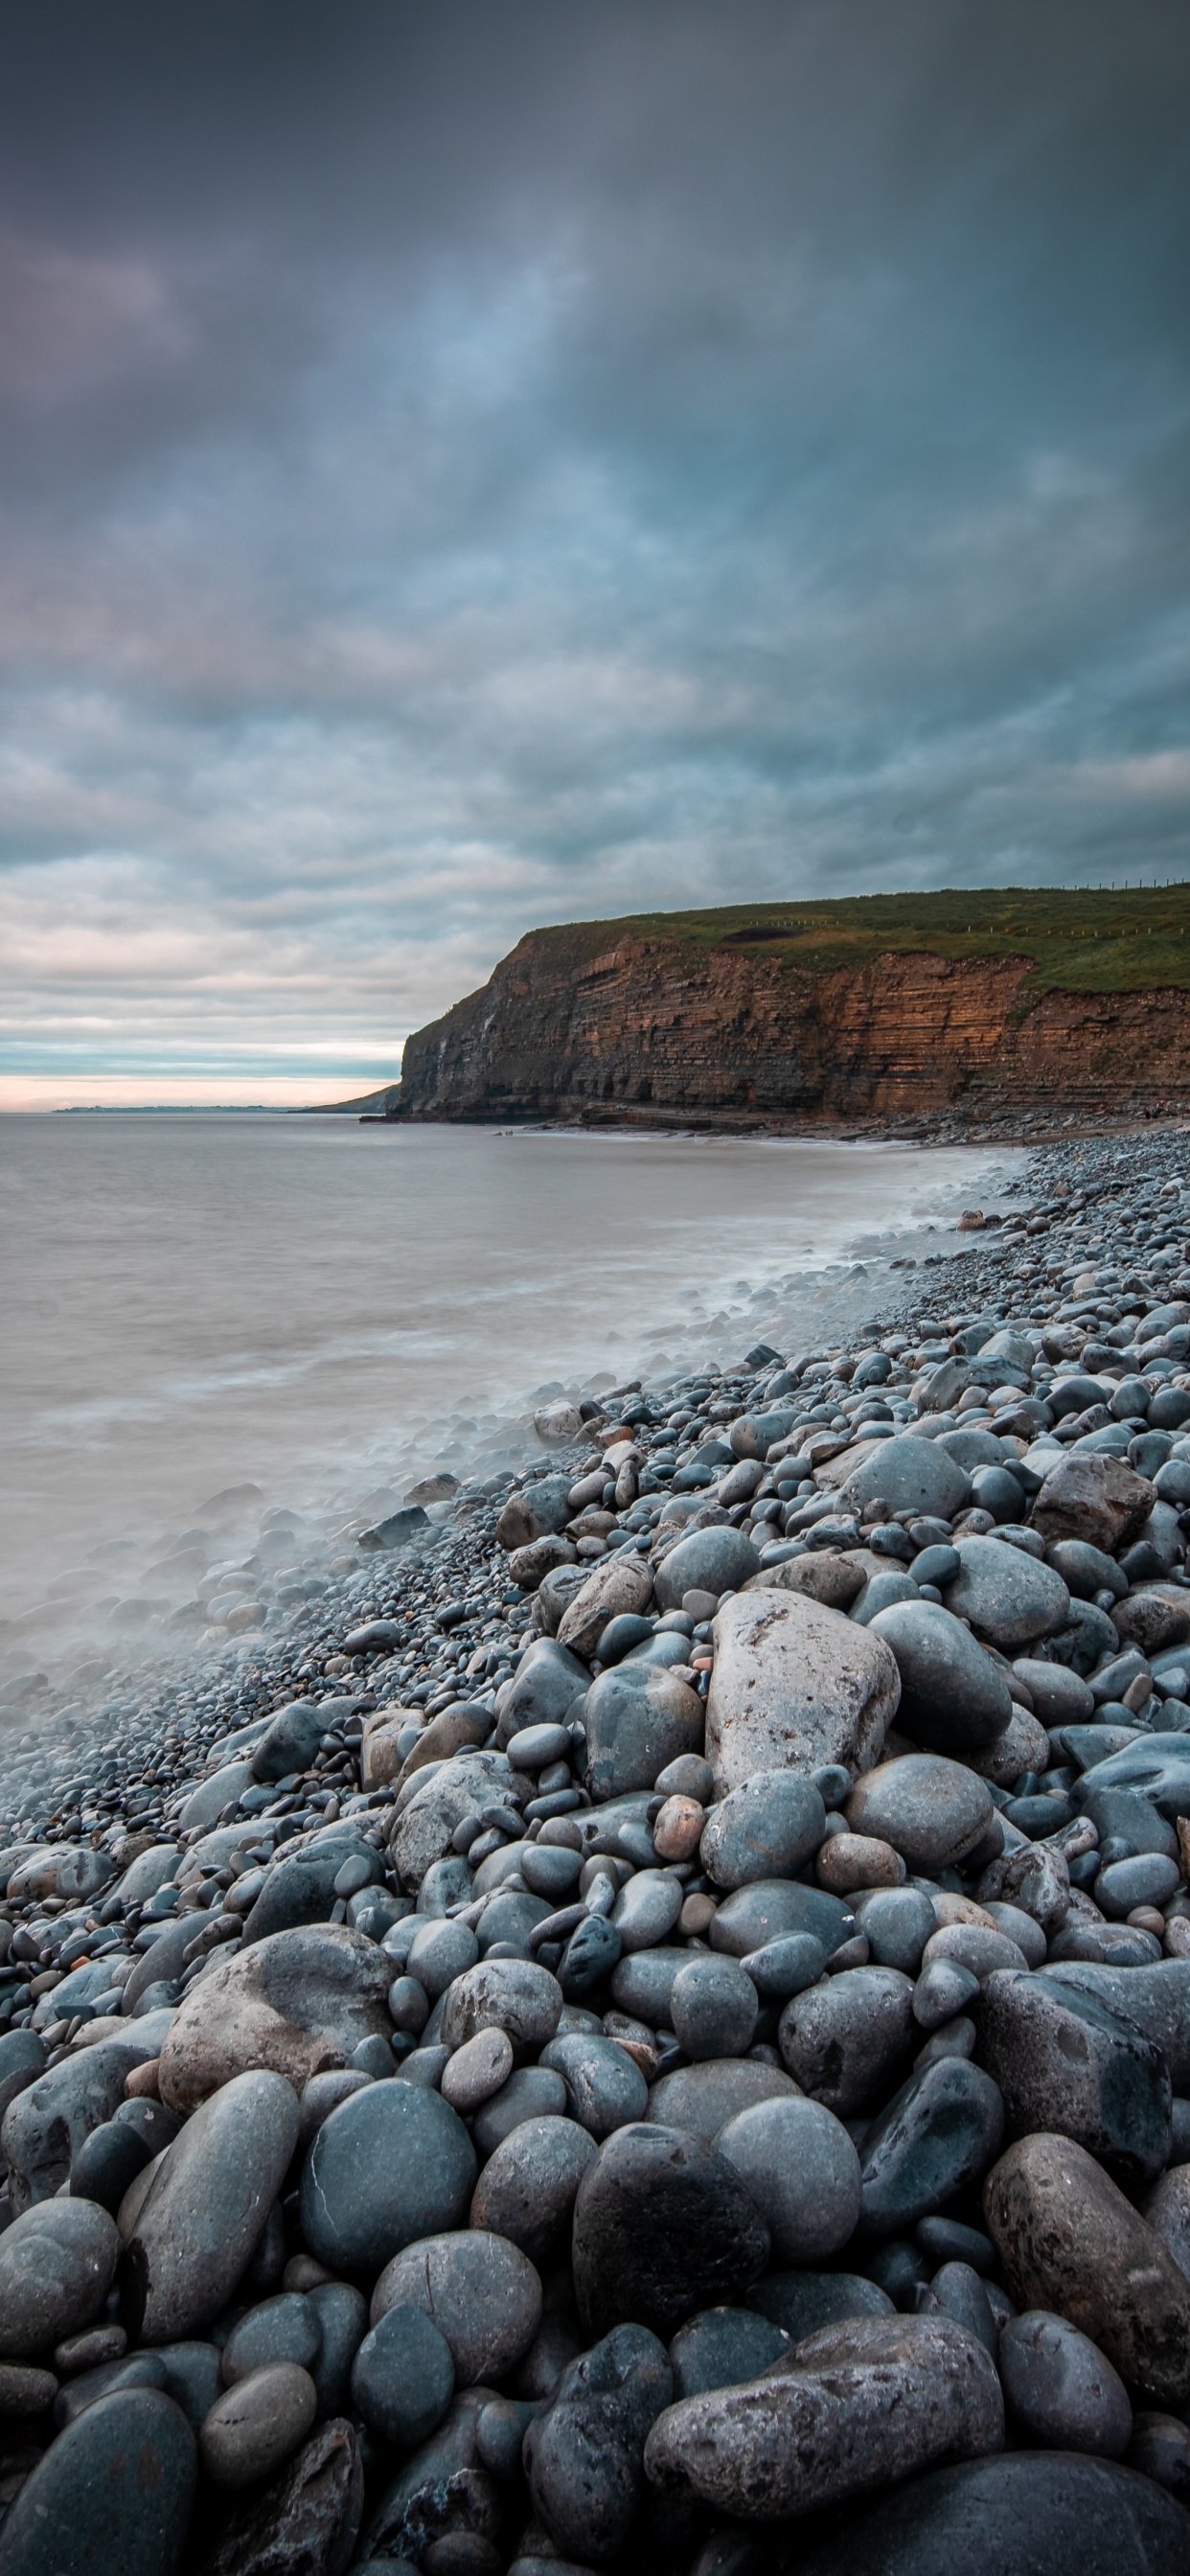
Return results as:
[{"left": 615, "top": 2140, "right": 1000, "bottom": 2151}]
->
[
  {"left": 669, "top": 2307, "right": 790, "bottom": 2400},
  {"left": 220, "top": 2291, "right": 320, "bottom": 2385},
  {"left": 361, "top": 2386, "right": 500, "bottom": 2562},
  {"left": 539, "top": 2033, "right": 649, "bottom": 2136},
  {"left": 1098, "top": 1852, "right": 1180, "bottom": 1916},
  {"left": 472, "top": 2065, "right": 568, "bottom": 2153},
  {"left": 984, "top": 2130, "right": 1190, "bottom": 2406},
  {"left": 1032, "top": 1455, "right": 1157, "bottom": 1554},
  {"left": 0, "top": 2198, "right": 119, "bottom": 2358},
  {"left": 791, "top": 2453, "right": 1190, "bottom": 2576},
  {"left": 572, "top": 2124, "right": 770, "bottom": 2338},
  {"left": 716, "top": 2096, "right": 860, "bottom": 2263},
  {"left": 151, "top": 2342, "right": 224, "bottom": 2427},
  {"left": 524, "top": 2323, "right": 674, "bottom": 2564},
  {"left": 390, "top": 1752, "right": 516, "bottom": 1890},
  {"left": 711, "top": 1877, "right": 854, "bottom": 1959},
  {"left": 914, "top": 1959, "right": 980, "bottom": 2029},
  {"left": 584, "top": 1665, "right": 704, "bottom": 1799},
  {"left": 252, "top": 1702, "right": 332, "bottom": 1782},
  {"left": 997, "top": 2309, "right": 1132, "bottom": 2454},
  {"left": 0, "top": 2031, "right": 46, "bottom": 2132},
  {"left": 611, "top": 1870, "right": 684, "bottom": 1952},
  {"left": 496, "top": 1640, "right": 589, "bottom": 1740},
  {"left": 699, "top": 1772, "right": 826, "bottom": 1890},
  {"left": 1076, "top": 1736, "right": 1190, "bottom": 1820},
  {"left": 868, "top": 1602, "right": 1013, "bottom": 1755},
  {"left": 351, "top": 2303, "right": 455, "bottom": 2446},
  {"left": 742, "top": 1933, "right": 829, "bottom": 2000},
  {"left": 371, "top": 2230, "right": 542, "bottom": 2384},
  {"left": 178, "top": 1761, "right": 256, "bottom": 1834},
  {"left": 124, "top": 2069, "right": 299, "bottom": 2345},
  {"left": 306, "top": 2280, "right": 368, "bottom": 2416},
  {"left": 300, "top": 2080, "right": 476, "bottom": 2273},
  {"left": 438, "top": 1958, "right": 563, "bottom": 2052},
  {"left": 973, "top": 1968, "right": 1169, "bottom": 2180},
  {"left": 609, "top": 1949, "right": 685, "bottom": 2028},
  {"left": 779, "top": 1967, "right": 916, "bottom": 2116},
  {"left": 471, "top": 2114, "right": 598, "bottom": 2259},
  {"left": 646, "top": 2058, "right": 800, "bottom": 2146},
  {"left": 557, "top": 1554, "right": 655, "bottom": 1660},
  {"left": 2, "top": 2036, "right": 146, "bottom": 2210},
  {"left": 859, "top": 2058, "right": 1005, "bottom": 2237},
  {"left": 653, "top": 1528, "right": 762, "bottom": 1611},
  {"left": 199, "top": 2360, "right": 318, "bottom": 2490},
  {"left": 671, "top": 1957, "right": 759, "bottom": 2061},
  {"left": 706, "top": 1594, "right": 900, "bottom": 1793},
  {"left": 845, "top": 1755, "right": 994, "bottom": 1871},
  {"left": 1142, "top": 2162, "right": 1190, "bottom": 2283},
  {"left": 852, "top": 1888, "right": 936, "bottom": 1974},
  {"left": 0, "top": 2385, "right": 196, "bottom": 2576},
  {"left": 240, "top": 1836, "right": 374, "bottom": 1944},
  {"left": 942, "top": 1539, "right": 1069, "bottom": 1651},
  {"left": 407, "top": 1917, "right": 480, "bottom": 1999},
  {"left": 199, "top": 2418, "right": 364, "bottom": 2576},
  {"left": 748, "top": 2271, "right": 894, "bottom": 2337},
  {"left": 642, "top": 2311, "right": 1002, "bottom": 2519},
  {"left": 1047, "top": 1538, "right": 1130, "bottom": 1600},
  {"left": 842, "top": 1435, "right": 973, "bottom": 1522},
  {"left": 1012, "top": 1659, "right": 1095, "bottom": 1724},
  {"left": 156, "top": 1924, "right": 391, "bottom": 2115}
]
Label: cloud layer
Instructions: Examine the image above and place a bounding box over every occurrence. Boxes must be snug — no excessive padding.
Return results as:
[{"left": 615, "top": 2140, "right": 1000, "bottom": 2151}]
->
[{"left": 1, "top": 0, "right": 1188, "bottom": 1101}]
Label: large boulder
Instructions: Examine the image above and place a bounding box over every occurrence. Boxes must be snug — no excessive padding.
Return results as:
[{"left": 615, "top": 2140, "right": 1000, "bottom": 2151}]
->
[
  {"left": 571, "top": 2124, "right": 769, "bottom": 2339},
  {"left": 984, "top": 2131, "right": 1190, "bottom": 2406},
  {"left": 705, "top": 1594, "right": 900, "bottom": 1794},
  {"left": 156, "top": 1924, "right": 392, "bottom": 2114}
]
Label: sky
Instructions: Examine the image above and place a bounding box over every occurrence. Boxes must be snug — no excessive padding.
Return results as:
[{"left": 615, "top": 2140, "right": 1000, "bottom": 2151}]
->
[{"left": 1, "top": 0, "right": 1188, "bottom": 1107}]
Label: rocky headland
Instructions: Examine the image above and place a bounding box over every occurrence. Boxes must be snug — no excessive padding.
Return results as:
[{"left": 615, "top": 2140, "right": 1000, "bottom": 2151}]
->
[{"left": 4, "top": 1130, "right": 1190, "bottom": 2572}]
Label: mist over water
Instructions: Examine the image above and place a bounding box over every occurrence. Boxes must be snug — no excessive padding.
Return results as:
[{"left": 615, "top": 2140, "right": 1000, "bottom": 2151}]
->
[{"left": 0, "top": 1116, "right": 1016, "bottom": 1651}]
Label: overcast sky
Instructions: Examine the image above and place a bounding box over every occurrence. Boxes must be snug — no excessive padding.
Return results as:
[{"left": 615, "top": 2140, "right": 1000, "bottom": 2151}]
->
[{"left": 1, "top": 0, "right": 1188, "bottom": 1104}]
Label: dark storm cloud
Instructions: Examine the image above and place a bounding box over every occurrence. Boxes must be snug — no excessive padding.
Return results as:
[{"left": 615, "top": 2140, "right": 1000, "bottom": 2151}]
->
[{"left": 0, "top": 0, "right": 1188, "bottom": 1094}]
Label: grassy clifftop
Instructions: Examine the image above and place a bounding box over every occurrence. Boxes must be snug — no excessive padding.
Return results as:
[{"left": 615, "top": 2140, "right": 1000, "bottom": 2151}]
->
[{"left": 517, "top": 884, "right": 1190, "bottom": 1001}]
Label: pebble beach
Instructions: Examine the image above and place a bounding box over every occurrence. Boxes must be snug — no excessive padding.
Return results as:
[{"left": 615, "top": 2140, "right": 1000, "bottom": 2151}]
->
[{"left": 5, "top": 1124, "right": 1190, "bottom": 2574}]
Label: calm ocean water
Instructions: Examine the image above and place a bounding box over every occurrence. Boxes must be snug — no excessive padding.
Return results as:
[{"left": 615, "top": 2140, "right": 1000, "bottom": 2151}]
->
[{"left": 0, "top": 1116, "right": 1014, "bottom": 1633}]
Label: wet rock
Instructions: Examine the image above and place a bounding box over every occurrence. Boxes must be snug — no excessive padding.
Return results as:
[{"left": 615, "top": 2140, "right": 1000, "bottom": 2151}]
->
[
  {"left": 300, "top": 2081, "right": 476, "bottom": 2273},
  {"left": 1075, "top": 1735, "right": 1190, "bottom": 1820},
  {"left": 779, "top": 1968, "right": 916, "bottom": 2116},
  {"left": 0, "top": 2385, "right": 195, "bottom": 2576},
  {"left": 711, "top": 1877, "right": 854, "bottom": 1959},
  {"left": 996, "top": 2310, "right": 1132, "bottom": 2455},
  {"left": 699, "top": 1772, "right": 826, "bottom": 1889},
  {"left": 572, "top": 2124, "right": 770, "bottom": 2338},
  {"left": 845, "top": 1756, "right": 994, "bottom": 1872},
  {"left": 642, "top": 2312, "right": 1002, "bottom": 2519},
  {"left": 371, "top": 2230, "right": 542, "bottom": 2384},
  {"left": 200, "top": 2417, "right": 364, "bottom": 2576},
  {"left": 584, "top": 1665, "right": 704, "bottom": 1799},
  {"left": 978, "top": 1969, "right": 1172, "bottom": 2186},
  {"left": 2, "top": 2036, "right": 146, "bottom": 2210},
  {"left": 942, "top": 1540, "right": 1068, "bottom": 1652},
  {"left": 0, "top": 2198, "right": 119, "bottom": 2358},
  {"left": 868, "top": 1602, "right": 1013, "bottom": 1756},
  {"left": 524, "top": 2323, "right": 674, "bottom": 2564},
  {"left": 716, "top": 2096, "right": 860, "bottom": 2262},
  {"left": 859, "top": 2058, "right": 1005, "bottom": 2237},
  {"left": 984, "top": 2130, "right": 1190, "bottom": 2405},
  {"left": 539, "top": 2034, "right": 650, "bottom": 2136},
  {"left": 669, "top": 2307, "right": 790, "bottom": 2400},
  {"left": 471, "top": 2115, "right": 597, "bottom": 2260},
  {"left": 706, "top": 1594, "right": 900, "bottom": 1793},
  {"left": 200, "top": 2361, "right": 318, "bottom": 2489},
  {"left": 438, "top": 1959, "right": 563, "bottom": 2052},
  {"left": 792, "top": 2452, "right": 1190, "bottom": 2576},
  {"left": 124, "top": 2069, "right": 299, "bottom": 2344},
  {"left": 645, "top": 2058, "right": 800, "bottom": 2146},
  {"left": 351, "top": 2303, "right": 455, "bottom": 2445},
  {"left": 1032, "top": 1454, "right": 1157, "bottom": 1554},
  {"left": 670, "top": 1958, "right": 759, "bottom": 2062},
  {"left": 156, "top": 1925, "right": 391, "bottom": 2114}
]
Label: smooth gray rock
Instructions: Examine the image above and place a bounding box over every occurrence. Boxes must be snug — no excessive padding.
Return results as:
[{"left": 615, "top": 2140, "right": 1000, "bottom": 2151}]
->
[
  {"left": 779, "top": 1967, "right": 916, "bottom": 2116},
  {"left": 406, "top": 1916, "right": 480, "bottom": 1998},
  {"left": 747, "top": 2270, "right": 894, "bottom": 2337},
  {"left": 156, "top": 1924, "right": 392, "bottom": 2114},
  {"left": 470, "top": 2114, "right": 598, "bottom": 2260},
  {"left": 699, "top": 1772, "right": 826, "bottom": 1890},
  {"left": 389, "top": 1752, "right": 516, "bottom": 1889},
  {"left": 300, "top": 2080, "right": 476, "bottom": 2272},
  {"left": 1076, "top": 1736, "right": 1190, "bottom": 1820},
  {"left": 371, "top": 2230, "right": 542, "bottom": 2384},
  {"left": 670, "top": 1957, "right": 759, "bottom": 2061},
  {"left": 524, "top": 2323, "right": 674, "bottom": 2564},
  {"left": 843, "top": 1435, "right": 972, "bottom": 1521},
  {"left": 669, "top": 2306, "right": 790, "bottom": 2400},
  {"left": 496, "top": 1638, "right": 590, "bottom": 1739},
  {"left": 942, "top": 1539, "right": 1069, "bottom": 1651},
  {"left": 0, "top": 2031, "right": 46, "bottom": 2130},
  {"left": 155, "top": 2341, "right": 224, "bottom": 2428},
  {"left": 979, "top": 1970, "right": 1171, "bottom": 2188},
  {"left": 472, "top": 2065, "right": 568, "bottom": 2154},
  {"left": 642, "top": 2311, "right": 1002, "bottom": 2518},
  {"left": 609, "top": 1949, "right": 686, "bottom": 2027},
  {"left": 1013, "top": 1659, "right": 1095, "bottom": 1725},
  {"left": 240, "top": 1838, "right": 369, "bottom": 1944},
  {"left": 572, "top": 2123, "right": 770, "bottom": 2338},
  {"left": 646, "top": 2058, "right": 800, "bottom": 2146},
  {"left": 742, "top": 1932, "right": 829, "bottom": 2000},
  {"left": 869, "top": 1602, "right": 1013, "bottom": 1755},
  {"left": 584, "top": 1664, "right": 704, "bottom": 1799},
  {"left": 1042, "top": 1960, "right": 1190, "bottom": 2089},
  {"left": 0, "top": 2198, "right": 119, "bottom": 2358},
  {"left": 2, "top": 2036, "right": 146, "bottom": 2210},
  {"left": 307, "top": 2279, "right": 368, "bottom": 2416},
  {"left": 653, "top": 1528, "right": 763, "bottom": 1610},
  {"left": 539, "top": 2034, "right": 650, "bottom": 2136},
  {"left": 438, "top": 1958, "right": 563, "bottom": 2051},
  {"left": 124, "top": 2069, "right": 299, "bottom": 2345},
  {"left": 706, "top": 1594, "right": 900, "bottom": 1793},
  {"left": 0, "top": 2385, "right": 196, "bottom": 2576},
  {"left": 716, "top": 2096, "right": 860, "bottom": 2262},
  {"left": 251, "top": 1702, "right": 332, "bottom": 1781},
  {"left": 845, "top": 1756, "right": 994, "bottom": 1871},
  {"left": 611, "top": 1870, "right": 684, "bottom": 1953},
  {"left": 791, "top": 2452, "right": 1190, "bottom": 2576},
  {"left": 199, "top": 2359, "right": 317, "bottom": 2489},
  {"left": 351, "top": 2303, "right": 455, "bottom": 2446},
  {"left": 997, "top": 2310, "right": 1132, "bottom": 2455},
  {"left": 220, "top": 2291, "right": 320, "bottom": 2385},
  {"left": 711, "top": 1878, "right": 854, "bottom": 1958},
  {"left": 853, "top": 1888, "right": 936, "bottom": 1974},
  {"left": 859, "top": 2058, "right": 1005, "bottom": 2238}
]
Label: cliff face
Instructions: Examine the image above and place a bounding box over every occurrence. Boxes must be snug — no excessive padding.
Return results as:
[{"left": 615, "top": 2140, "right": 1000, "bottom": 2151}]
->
[{"left": 393, "top": 925, "right": 1190, "bottom": 1124}]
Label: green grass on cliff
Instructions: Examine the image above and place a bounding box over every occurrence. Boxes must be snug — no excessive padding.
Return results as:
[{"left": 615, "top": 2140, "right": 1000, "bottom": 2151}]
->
[{"left": 523, "top": 883, "right": 1190, "bottom": 1000}]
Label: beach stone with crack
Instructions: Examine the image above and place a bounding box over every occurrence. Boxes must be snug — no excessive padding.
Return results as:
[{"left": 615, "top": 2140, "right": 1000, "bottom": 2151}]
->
[
  {"left": 1031, "top": 1454, "right": 1157, "bottom": 1554},
  {"left": 646, "top": 2058, "right": 800, "bottom": 2145},
  {"left": 978, "top": 1968, "right": 1172, "bottom": 2186},
  {"left": 845, "top": 1755, "right": 994, "bottom": 1871},
  {"left": 584, "top": 1664, "right": 704, "bottom": 1799},
  {"left": 790, "top": 2452, "right": 1190, "bottom": 2576},
  {"left": 842, "top": 1435, "right": 973, "bottom": 1523},
  {"left": 0, "top": 2198, "right": 119, "bottom": 2358},
  {"left": 438, "top": 1957, "right": 563, "bottom": 2052},
  {"left": 524, "top": 2322, "right": 674, "bottom": 2564},
  {"left": 706, "top": 1593, "right": 900, "bottom": 1794},
  {"left": 942, "top": 1539, "right": 1069, "bottom": 1652},
  {"left": 1, "top": 2036, "right": 147, "bottom": 2210},
  {"left": 985, "top": 2130, "right": 1190, "bottom": 2404},
  {"left": 200, "top": 2360, "right": 317, "bottom": 2489},
  {"left": 779, "top": 1967, "right": 916, "bottom": 2116},
  {"left": 155, "top": 1924, "right": 392, "bottom": 2113},
  {"left": 716, "top": 2096, "right": 860, "bottom": 2263},
  {"left": 572, "top": 2124, "right": 770, "bottom": 2338},
  {"left": 371, "top": 2229, "right": 542, "bottom": 2384},
  {"left": 996, "top": 2311, "right": 1133, "bottom": 2456},
  {"left": 699, "top": 1770, "right": 826, "bottom": 1888},
  {"left": 300, "top": 2079, "right": 477, "bottom": 2273},
  {"left": 859, "top": 2058, "right": 1005, "bottom": 2237},
  {"left": 557, "top": 1554, "right": 654, "bottom": 1660},
  {"left": 123, "top": 2069, "right": 298, "bottom": 2345},
  {"left": 0, "top": 2384, "right": 196, "bottom": 2576},
  {"left": 471, "top": 2114, "right": 598, "bottom": 2260},
  {"left": 199, "top": 2418, "right": 364, "bottom": 2576},
  {"left": 868, "top": 1601, "right": 1013, "bottom": 1755},
  {"left": 351, "top": 2303, "right": 455, "bottom": 2447},
  {"left": 642, "top": 2311, "right": 1002, "bottom": 2520}
]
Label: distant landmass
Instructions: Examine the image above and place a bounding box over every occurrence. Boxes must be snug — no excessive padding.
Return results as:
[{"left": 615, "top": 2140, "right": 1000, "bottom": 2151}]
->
[{"left": 355, "top": 884, "right": 1190, "bottom": 1132}]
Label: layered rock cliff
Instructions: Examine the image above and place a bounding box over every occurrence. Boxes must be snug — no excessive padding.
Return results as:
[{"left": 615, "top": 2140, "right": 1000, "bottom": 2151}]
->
[{"left": 390, "top": 911, "right": 1190, "bottom": 1127}]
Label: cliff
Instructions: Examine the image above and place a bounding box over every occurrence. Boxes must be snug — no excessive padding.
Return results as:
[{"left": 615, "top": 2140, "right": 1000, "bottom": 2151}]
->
[{"left": 388, "top": 887, "right": 1190, "bottom": 1128}]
